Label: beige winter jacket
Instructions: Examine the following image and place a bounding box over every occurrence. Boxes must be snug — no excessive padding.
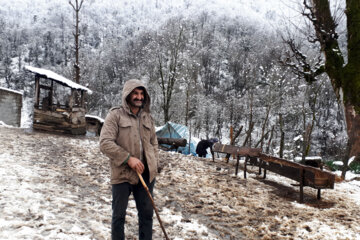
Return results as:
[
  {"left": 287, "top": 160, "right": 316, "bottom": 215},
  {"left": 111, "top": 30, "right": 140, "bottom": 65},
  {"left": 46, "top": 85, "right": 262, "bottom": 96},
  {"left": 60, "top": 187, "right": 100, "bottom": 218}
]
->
[{"left": 99, "top": 79, "right": 159, "bottom": 185}]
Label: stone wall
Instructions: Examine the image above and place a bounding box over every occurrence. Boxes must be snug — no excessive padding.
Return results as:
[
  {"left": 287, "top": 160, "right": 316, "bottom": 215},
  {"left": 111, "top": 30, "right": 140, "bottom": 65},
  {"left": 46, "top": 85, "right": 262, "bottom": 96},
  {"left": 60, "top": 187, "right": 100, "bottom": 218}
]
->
[{"left": 0, "top": 88, "right": 23, "bottom": 127}]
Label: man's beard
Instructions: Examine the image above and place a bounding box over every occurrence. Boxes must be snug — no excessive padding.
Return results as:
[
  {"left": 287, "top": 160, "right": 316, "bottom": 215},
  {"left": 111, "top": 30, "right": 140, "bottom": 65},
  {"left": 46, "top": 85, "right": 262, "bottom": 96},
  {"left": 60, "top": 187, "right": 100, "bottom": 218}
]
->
[{"left": 129, "top": 99, "right": 143, "bottom": 108}]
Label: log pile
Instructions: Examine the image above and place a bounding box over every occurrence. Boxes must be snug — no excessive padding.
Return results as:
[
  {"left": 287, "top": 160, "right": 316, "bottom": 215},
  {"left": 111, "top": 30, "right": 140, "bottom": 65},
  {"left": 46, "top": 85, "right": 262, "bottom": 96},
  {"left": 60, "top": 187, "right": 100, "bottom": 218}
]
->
[{"left": 157, "top": 137, "right": 187, "bottom": 151}]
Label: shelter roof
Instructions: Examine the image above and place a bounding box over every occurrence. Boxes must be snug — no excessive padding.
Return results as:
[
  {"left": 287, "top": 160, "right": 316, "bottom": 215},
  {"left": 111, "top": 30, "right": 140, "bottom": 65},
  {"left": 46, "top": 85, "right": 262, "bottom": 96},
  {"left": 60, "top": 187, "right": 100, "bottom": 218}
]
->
[
  {"left": 0, "top": 87, "right": 23, "bottom": 95},
  {"left": 85, "top": 114, "right": 104, "bottom": 123},
  {"left": 25, "top": 66, "right": 92, "bottom": 94}
]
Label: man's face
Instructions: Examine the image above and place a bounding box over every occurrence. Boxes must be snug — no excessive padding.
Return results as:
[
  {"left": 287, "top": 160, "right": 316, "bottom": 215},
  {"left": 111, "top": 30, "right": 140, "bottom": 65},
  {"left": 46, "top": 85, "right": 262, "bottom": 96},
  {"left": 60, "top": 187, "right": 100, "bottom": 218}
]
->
[{"left": 128, "top": 88, "right": 144, "bottom": 108}]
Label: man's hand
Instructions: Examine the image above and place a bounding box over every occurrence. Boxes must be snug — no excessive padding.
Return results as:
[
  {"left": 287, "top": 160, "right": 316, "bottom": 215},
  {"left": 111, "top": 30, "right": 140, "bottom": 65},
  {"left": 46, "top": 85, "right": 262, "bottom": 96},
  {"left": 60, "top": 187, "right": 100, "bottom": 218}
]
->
[{"left": 127, "top": 156, "right": 144, "bottom": 174}]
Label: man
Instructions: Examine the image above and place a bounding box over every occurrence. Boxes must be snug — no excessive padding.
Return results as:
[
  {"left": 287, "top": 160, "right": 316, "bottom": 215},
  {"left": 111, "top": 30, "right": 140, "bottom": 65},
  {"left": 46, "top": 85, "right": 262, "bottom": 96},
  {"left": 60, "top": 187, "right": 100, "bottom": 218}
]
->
[
  {"left": 100, "top": 79, "right": 159, "bottom": 240},
  {"left": 196, "top": 138, "right": 218, "bottom": 158}
]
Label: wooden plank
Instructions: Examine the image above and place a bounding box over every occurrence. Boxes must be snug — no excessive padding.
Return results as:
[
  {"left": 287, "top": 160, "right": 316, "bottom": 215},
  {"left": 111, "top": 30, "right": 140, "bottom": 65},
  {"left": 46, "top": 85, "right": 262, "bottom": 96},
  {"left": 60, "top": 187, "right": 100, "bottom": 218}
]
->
[
  {"left": 262, "top": 161, "right": 304, "bottom": 182},
  {"left": 258, "top": 153, "right": 335, "bottom": 189},
  {"left": 39, "top": 84, "right": 52, "bottom": 90},
  {"left": 212, "top": 143, "right": 261, "bottom": 157},
  {"left": 34, "top": 122, "right": 86, "bottom": 135},
  {"left": 33, "top": 108, "right": 86, "bottom": 135}
]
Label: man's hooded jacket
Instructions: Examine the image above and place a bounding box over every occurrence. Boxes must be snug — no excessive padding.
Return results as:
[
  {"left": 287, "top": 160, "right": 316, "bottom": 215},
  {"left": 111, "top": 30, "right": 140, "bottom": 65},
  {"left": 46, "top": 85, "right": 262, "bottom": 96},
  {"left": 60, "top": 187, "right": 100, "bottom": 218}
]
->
[{"left": 100, "top": 79, "right": 159, "bottom": 185}]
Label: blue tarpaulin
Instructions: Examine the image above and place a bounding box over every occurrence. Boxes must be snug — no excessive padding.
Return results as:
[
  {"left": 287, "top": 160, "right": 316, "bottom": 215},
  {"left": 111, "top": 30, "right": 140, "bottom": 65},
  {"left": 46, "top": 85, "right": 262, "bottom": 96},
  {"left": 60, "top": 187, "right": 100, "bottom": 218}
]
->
[{"left": 156, "top": 122, "right": 198, "bottom": 156}]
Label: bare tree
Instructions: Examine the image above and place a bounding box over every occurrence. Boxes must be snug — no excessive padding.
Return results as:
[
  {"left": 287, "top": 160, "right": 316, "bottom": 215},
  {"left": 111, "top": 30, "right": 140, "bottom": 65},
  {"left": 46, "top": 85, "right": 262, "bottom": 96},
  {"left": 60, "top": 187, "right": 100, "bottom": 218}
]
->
[
  {"left": 300, "top": 82, "right": 322, "bottom": 163},
  {"left": 283, "top": 0, "right": 360, "bottom": 178},
  {"left": 69, "top": 0, "right": 84, "bottom": 84},
  {"left": 158, "top": 25, "right": 184, "bottom": 123}
]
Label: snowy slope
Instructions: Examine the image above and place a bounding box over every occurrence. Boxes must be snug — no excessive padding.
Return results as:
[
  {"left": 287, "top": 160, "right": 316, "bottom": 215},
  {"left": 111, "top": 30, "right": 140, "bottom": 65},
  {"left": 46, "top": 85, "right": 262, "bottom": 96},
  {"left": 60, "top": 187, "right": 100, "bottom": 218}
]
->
[{"left": 0, "top": 126, "right": 359, "bottom": 239}]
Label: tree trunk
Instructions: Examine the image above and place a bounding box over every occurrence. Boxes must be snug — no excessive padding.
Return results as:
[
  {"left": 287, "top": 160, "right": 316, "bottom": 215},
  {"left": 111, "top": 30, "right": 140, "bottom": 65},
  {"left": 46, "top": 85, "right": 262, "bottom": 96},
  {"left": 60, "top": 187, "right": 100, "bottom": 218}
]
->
[
  {"left": 279, "top": 113, "right": 285, "bottom": 159},
  {"left": 266, "top": 125, "right": 275, "bottom": 154},
  {"left": 69, "top": 0, "right": 84, "bottom": 84},
  {"left": 225, "top": 125, "right": 243, "bottom": 162},
  {"left": 344, "top": 103, "right": 360, "bottom": 161},
  {"left": 185, "top": 84, "right": 190, "bottom": 126},
  {"left": 308, "top": 0, "right": 360, "bottom": 175},
  {"left": 344, "top": 0, "right": 360, "bottom": 163},
  {"left": 260, "top": 104, "right": 271, "bottom": 149}
]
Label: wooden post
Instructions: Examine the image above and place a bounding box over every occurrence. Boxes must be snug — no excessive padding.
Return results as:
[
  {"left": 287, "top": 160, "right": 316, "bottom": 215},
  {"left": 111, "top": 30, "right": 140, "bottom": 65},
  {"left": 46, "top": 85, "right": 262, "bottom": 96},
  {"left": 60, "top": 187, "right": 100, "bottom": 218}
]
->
[
  {"left": 318, "top": 165, "right": 323, "bottom": 200},
  {"left": 299, "top": 168, "right": 304, "bottom": 203},
  {"left": 244, "top": 156, "right": 248, "bottom": 179},
  {"left": 263, "top": 168, "right": 267, "bottom": 179},
  {"left": 258, "top": 158, "right": 262, "bottom": 175},
  {"left": 69, "top": 89, "right": 75, "bottom": 110},
  {"left": 189, "top": 120, "right": 191, "bottom": 154},
  {"left": 34, "top": 75, "right": 40, "bottom": 108},
  {"left": 230, "top": 126, "right": 234, "bottom": 160},
  {"left": 49, "top": 80, "right": 54, "bottom": 109},
  {"left": 80, "top": 90, "right": 85, "bottom": 108},
  {"left": 235, "top": 155, "right": 240, "bottom": 176},
  {"left": 317, "top": 189, "right": 321, "bottom": 200}
]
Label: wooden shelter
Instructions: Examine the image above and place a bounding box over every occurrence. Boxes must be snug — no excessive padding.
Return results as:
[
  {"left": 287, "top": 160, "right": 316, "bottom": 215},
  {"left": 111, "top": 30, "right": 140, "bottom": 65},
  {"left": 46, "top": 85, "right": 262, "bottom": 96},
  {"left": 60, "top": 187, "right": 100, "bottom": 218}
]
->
[
  {"left": 85, "top": 114, "right": 104, "bottom": 136},
  {"left": 0, "top": 87, "right": 23, "bottom": 127},
  {"left": 25, "top": 66, "right": 92, "bottom": 135}
]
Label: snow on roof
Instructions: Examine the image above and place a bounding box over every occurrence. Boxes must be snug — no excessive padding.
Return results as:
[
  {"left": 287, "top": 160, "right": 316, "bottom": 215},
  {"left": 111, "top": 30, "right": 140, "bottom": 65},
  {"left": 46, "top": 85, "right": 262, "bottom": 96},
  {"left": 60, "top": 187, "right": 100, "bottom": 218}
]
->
[
  {"left": 0, "top": 86, "right": 23, "bottom": 95},
  {"left": 85, "top": 114, "right": 104, "bottom": 123},
  {"left": 25, "top": 66, "right": 92, "bottom": 94}
]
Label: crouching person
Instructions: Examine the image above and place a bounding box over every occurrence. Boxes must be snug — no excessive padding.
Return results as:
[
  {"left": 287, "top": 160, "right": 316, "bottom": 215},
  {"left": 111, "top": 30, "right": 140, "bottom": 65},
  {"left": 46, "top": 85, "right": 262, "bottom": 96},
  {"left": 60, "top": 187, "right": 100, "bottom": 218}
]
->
[{"left": 196, "top": 138, "right": 218, "bottom": 158}]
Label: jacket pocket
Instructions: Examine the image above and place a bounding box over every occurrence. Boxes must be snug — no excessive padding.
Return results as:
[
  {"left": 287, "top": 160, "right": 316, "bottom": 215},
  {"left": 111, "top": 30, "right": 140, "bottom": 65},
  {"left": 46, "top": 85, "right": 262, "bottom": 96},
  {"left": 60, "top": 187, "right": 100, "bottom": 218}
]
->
[
  {"left": 142, "top": 119, "right": 152, "bottom": 141},
  {"left": 117, "top": 118, "right": 133, "bottom": 151},
  {"left": 118, "top": 118, "right": 132, "bottom": 134},
  {"left": 119, "top": 118, "right": 132, "bottom": 128}
]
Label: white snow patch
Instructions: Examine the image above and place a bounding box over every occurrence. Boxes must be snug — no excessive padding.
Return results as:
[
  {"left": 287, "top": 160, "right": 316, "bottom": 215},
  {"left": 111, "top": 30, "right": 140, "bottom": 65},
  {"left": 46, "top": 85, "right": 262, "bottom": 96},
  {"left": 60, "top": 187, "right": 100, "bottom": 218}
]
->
[{"left": 85, "top": 114, "right": 104, "bottom": 123}]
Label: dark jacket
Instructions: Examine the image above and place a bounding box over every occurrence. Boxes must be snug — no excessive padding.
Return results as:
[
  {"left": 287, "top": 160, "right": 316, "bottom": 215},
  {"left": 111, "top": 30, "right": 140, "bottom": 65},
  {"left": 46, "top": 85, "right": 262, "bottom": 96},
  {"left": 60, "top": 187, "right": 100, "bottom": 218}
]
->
[{"left": 196, "top": 139, "right": 213, "bottom": 156}]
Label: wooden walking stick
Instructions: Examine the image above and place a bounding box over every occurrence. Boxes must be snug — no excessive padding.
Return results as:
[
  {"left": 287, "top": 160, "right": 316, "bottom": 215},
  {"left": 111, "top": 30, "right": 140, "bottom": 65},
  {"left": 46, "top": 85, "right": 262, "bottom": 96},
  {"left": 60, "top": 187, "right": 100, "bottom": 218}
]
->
[{"left": 136, "top": 171, "right": 170, "bottom": 240}]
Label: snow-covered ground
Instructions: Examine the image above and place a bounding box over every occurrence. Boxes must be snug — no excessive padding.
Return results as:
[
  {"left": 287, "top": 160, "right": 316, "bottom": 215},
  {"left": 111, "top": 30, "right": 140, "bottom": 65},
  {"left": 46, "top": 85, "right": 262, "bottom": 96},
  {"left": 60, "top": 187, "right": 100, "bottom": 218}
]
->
[{"left": 0, "top": 126, "right": 359, "bottom": 240}]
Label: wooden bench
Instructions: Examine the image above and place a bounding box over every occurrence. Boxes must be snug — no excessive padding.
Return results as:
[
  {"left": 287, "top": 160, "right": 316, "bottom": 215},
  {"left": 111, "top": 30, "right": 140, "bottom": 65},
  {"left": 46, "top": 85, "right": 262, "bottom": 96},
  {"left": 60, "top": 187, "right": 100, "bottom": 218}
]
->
[
  {"left": 211, "top": 143, "right": 335, "bottom": 203},
  {"left": 211, "top": 143, "right": 261, "bottom": 176}
]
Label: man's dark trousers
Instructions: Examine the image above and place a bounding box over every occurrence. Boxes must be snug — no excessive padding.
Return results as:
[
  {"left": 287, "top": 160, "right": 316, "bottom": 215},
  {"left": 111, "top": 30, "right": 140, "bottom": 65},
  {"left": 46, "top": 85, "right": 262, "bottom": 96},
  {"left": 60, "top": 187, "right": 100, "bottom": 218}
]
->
[{"left": 111, "top": 170, "right": 155, "bottom": 240}]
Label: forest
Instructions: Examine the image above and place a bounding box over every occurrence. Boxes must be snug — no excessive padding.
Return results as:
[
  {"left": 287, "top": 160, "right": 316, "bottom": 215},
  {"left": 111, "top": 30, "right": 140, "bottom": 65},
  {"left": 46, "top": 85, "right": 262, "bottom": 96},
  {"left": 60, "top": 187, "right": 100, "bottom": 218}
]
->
[{"left": 0, "top": 0, "right": 357, "bottom": 172}]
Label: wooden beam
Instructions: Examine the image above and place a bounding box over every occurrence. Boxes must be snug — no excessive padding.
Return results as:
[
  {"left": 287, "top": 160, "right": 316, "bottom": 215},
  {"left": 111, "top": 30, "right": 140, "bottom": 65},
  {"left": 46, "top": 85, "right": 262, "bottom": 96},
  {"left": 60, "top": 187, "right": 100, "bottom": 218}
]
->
[
  {"left": 300, "top": 168, "right": 304, "bottom": 203},
  {"left": 80, "top": 90, "right": 85, "bottom": 107},
  {"left": 244, "top": 156, "right": 248, "bottom": 179},
  {"left": 39, "top": 84, "right": 52, "bottom": 90},
  {"left": 212, "top": 143, "right": 261, "bottom": 157},
  {"left": 35, "top": 75, "right": 40, "bottom": 107},
  {"left": 49, "top": 80, "right": 53, "bottom": 107},
  {"left": 69, "top": 89, "right": 74, "bottom": 110},
  {"left": 235, "top": 155, "right": 240, "bottom": 176},
  {"left": 158, "top": 137, "right": 187, "bottom": 147}
]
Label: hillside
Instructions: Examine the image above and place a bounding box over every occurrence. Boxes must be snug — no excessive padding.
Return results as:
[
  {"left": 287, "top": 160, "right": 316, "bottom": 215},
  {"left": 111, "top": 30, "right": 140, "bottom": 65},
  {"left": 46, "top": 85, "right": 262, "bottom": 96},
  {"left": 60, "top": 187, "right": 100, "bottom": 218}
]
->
[
  {"left": 0, "top": 126, "right": 359, "bottom": 239},
  {"left": 0, "top": 0, "right": 350, "bottom": 163}
]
